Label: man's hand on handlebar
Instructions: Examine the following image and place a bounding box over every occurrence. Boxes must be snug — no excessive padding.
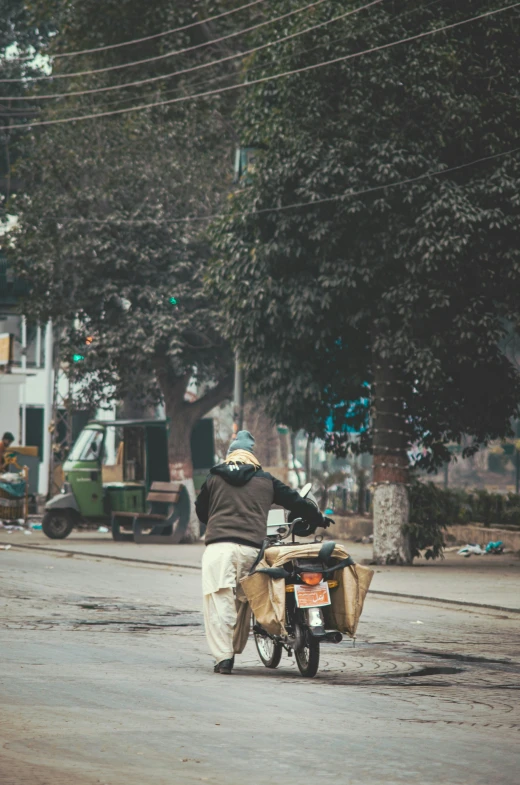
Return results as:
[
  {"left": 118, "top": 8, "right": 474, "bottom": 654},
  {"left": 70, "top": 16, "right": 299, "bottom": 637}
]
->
[
  {"left": 321, "top": 516, "right": 335, "bottom": 529},
  {"left": 284, "top": 514, "right": 335, "bottom": 538}
]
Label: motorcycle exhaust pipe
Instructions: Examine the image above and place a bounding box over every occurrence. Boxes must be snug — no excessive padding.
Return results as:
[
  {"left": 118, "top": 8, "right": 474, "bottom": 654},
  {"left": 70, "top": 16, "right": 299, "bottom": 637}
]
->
[{"left": 324, "top": 631, "right": 343, "bottom": 644}]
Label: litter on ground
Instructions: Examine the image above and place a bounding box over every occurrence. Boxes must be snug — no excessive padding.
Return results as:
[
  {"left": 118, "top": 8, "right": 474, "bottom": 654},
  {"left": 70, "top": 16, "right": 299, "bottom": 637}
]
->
[{"left": 457, "top": 543, "right": 483, "bottom": 557}]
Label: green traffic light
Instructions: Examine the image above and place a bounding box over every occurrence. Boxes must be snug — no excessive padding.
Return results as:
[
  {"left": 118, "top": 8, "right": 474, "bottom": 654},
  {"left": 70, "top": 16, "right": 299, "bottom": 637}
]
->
[
  {"left": 73, "top": 354, "right": 84, "bottom": 363},
  {"left": 169, "top": 297, "right": 178, "bottom": 306}
]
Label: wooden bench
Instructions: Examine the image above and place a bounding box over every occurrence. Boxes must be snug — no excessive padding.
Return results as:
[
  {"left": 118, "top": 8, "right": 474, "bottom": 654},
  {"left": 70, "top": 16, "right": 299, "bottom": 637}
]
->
[{"left": 111, "top": 481, "right": 190, "bottom": 544}]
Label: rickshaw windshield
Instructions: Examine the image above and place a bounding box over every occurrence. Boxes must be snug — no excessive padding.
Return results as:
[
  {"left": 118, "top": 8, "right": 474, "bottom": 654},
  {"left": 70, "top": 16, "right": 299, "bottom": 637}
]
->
[{"left": 69, "top": 429, "right": 104, "bottom": 462}]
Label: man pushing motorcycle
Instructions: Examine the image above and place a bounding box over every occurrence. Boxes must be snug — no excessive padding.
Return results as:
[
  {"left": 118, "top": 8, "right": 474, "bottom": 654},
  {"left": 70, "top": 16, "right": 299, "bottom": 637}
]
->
[{"left": 196, "top": 430, "right": 325, "bottom": 674}]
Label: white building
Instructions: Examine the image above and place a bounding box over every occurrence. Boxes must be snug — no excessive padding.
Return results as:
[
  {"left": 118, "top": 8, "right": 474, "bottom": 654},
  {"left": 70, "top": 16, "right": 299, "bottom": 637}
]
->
[{"left": 0, "top": 255, "right": 55, "bottom": 495}]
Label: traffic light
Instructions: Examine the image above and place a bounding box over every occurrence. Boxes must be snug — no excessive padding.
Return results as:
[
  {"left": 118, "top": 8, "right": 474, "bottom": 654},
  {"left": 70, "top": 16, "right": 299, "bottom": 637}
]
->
[{"left": 72, "top": 336, "right": 94, "bottom": 363}]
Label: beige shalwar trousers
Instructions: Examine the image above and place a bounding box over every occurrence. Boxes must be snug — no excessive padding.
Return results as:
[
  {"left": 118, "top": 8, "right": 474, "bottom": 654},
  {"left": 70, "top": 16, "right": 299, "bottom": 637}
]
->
[{"left": 202, "top": 542, "right": 259, "bottom": 664}]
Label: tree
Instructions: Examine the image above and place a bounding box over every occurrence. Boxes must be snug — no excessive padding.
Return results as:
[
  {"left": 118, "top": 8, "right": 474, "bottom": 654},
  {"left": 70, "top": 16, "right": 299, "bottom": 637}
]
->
[
  {"left": 6, "top": 0, "right": 265, "bottom": 538},
  {"left": 10, "top": 114, "right": 234, "bottom": 539},
  {"left": 210, "top": 0, "right": 520, "bottom": 561},
  {"left": 0, "top": 0, "right": 54, "bottom": 212}
]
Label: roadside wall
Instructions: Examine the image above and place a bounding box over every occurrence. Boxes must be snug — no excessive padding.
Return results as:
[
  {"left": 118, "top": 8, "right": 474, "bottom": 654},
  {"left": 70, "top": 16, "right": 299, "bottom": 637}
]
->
[
  {"left": 447, "top": 524, "right": 520, "bottom": 552},
  {"left": 332, "top": 515, "right": 520, "bottom": 552},
  {"left": 329, "top": 515, "right": 373, "bottom": 540}
]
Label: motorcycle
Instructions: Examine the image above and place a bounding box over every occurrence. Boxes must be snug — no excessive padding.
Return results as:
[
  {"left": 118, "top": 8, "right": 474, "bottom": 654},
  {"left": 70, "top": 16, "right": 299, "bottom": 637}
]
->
[{"left": 251, "top": 483, "right": 353, "bottom": 678}]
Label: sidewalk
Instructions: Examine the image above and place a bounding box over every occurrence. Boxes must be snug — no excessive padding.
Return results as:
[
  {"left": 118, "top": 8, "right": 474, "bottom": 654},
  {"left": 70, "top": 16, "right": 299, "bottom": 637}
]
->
[{"left": 1, "top": 530, "right": 519, "bottom": 612}]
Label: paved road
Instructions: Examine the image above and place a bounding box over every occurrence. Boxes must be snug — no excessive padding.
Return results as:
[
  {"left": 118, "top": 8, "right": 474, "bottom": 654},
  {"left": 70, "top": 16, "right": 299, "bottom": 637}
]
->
[
  {"left": 3, "top": 530, "right": 520, "bottom": 610},
  {"left": 1, "top": 548, "right": 519, "bottom": 785}
]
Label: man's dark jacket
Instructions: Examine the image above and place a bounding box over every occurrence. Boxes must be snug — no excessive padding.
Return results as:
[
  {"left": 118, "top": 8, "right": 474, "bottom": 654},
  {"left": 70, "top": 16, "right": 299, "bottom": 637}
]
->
[{"left": 195, "top": 463, "right": 323, "bottom": 549}]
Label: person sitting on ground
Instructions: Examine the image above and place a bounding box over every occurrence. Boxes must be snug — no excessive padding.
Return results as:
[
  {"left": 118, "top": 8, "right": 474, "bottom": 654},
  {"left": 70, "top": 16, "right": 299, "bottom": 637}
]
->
[
  {"left": 0, "top": 432, "right": 15, "bottom": 472},
  {"left": 195, "top": 429, "right": 325, "bottom": 675}
]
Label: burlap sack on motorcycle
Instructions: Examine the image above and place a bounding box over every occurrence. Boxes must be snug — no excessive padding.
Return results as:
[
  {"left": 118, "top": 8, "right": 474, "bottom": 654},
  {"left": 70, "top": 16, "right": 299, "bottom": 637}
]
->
[{"left": 240, "top": 542, "right": 374, "bottom": 638}]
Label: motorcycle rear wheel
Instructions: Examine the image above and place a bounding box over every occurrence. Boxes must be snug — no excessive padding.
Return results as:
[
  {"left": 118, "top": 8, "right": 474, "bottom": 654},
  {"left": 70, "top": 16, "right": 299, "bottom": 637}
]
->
[
  {"left": 254, "top": 625, "right": 283, "bottom": 669},
  {"left": 294, "top": 624, "right": 320, "bottom": 677}
]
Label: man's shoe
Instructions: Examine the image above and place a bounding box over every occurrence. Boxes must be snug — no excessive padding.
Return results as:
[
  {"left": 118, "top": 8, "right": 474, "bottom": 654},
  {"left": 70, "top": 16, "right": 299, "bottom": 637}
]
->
[{"left": 214, "top": 657, "right": 234, "bottom": 674}]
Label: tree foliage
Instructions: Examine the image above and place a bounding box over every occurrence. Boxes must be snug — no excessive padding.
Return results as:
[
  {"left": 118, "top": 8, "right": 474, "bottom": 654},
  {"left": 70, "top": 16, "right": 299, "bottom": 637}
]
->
[
  {"left": 210, "top": 0, "right": 520, "bottom": 469},
  {"left": 0, "top": 0, "right": 54, "bottom": 212},
  {"left": 405, "top": 481, "right": 449, "bottom": 560},
  {"left": 5, "top": 1, "right": 261, "bottom": 454},
  {"left": 11, "top": 115, "right": 232, "bottom": 410}
]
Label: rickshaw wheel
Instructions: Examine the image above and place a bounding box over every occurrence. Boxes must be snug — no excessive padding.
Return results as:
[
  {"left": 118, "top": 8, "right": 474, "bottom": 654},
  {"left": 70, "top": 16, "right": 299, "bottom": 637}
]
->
[{"left": 42, "top": 511, "right": 74, "bottom": 540}]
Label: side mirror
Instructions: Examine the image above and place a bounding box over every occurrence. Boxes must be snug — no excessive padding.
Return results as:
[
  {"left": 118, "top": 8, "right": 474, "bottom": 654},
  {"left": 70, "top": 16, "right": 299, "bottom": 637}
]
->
[{"left": 299, "top": 482, "right": 313, "bottom": 498}]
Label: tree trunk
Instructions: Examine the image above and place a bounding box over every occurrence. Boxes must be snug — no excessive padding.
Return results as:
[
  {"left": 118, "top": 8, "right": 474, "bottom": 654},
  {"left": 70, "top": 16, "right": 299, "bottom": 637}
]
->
[
  {"left": 157, "top": 366, "right": 234, "bottom": 544},
  {"left": 357, "top": 468, "right": 367, "bottom": 515},
  {"left": 372, "top": 354, "right": 412, "bottom": 565},
  {"left": 320, "top": 487, "right": 328, "bottom": 513},
  {"left": 167, "top": 429, "right": 200, "bottom": 544},
  {"left": 162, "top": 382, "right": 200, "bottom": 543},
  {"left": 279, "top": 429, "right": 290, "bottom": 466},
  {"left": 243, "top": 399, "right": 281, "bottom": 467}
]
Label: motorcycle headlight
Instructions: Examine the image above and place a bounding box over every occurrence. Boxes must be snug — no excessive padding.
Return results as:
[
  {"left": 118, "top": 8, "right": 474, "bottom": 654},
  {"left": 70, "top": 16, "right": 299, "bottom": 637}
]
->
[{"left": 301, "top": 572, "right": 323, "bottom": 586}]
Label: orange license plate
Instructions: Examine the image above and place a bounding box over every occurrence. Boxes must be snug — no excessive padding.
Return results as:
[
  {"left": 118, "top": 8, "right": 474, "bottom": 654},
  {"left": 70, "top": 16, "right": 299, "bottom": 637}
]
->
[{"left": 294, "top": 582, "right": 331, "bottom": 609}]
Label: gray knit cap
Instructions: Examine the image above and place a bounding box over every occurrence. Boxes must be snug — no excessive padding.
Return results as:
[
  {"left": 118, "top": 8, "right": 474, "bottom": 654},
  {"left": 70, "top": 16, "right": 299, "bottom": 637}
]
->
[{"left": 227, "top": 430, "right": 255, "bottom": 456}]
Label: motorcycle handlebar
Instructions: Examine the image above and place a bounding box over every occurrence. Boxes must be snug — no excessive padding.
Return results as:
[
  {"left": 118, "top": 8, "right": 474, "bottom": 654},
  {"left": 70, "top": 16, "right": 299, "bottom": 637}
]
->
[
  {"left": 291, "top": 515, "right": 335, "bottom": 532},
  {"left": 276, "top": 516, "right": 335, "bottom": 541},
  {"left": 286, "top": 518, "right": 303, "bottom": 535}
]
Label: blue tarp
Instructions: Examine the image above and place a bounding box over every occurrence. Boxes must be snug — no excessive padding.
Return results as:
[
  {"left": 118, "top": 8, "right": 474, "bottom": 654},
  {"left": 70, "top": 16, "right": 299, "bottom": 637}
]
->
[
  {"left": 0, "top": 480, "right": 26, "bottom": 498},
  {"left": 325, "top": 397, "right": 370, "bottom": 434}
]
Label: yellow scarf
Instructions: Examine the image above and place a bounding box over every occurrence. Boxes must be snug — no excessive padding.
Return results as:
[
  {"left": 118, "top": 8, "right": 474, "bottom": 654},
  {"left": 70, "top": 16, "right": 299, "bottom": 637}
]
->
[{"left": 225, "top": 449, "right": 261, "bottom": 469}]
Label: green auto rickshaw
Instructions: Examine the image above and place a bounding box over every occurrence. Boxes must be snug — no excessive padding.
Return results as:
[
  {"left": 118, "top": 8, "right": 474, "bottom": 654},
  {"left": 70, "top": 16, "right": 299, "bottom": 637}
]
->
[{"left": 43, "top": 419, "right": 174, "bottom": 540}]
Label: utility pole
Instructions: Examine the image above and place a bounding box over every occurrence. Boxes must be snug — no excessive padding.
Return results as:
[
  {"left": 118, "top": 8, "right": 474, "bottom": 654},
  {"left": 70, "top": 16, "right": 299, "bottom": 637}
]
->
[
  {"left": 305, "top": 435, "right": 312, "bottom": 480},
  {"left": 39, "top": 320, "right": 53, "bottom": 497},
  {"left": 20, "top": 315, "right": 27, "bottom": 446},
  {"left": 232, "top": 143, "right": 259, "bottom": 436},
  {"left": 233, "top": 351, "right": 244, "bottom": 433},
  {"left": 509, "top": 352, "right": 520, "bottom": 490}
]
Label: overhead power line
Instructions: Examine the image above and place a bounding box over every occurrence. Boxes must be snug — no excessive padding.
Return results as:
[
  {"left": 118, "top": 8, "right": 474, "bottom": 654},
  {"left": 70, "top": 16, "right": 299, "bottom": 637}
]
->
[
  {"left": 0, "top": 0, "right": 331, "bottom": 83},
  {"left": 89, "top": 0, "right": 445, "bottom": 116},
  {"left": 65, "top": 147, "right": 520, "bottom": 225},
  {"left": 1, "top": 0, "right": 384, "bottom": 102},
  {"left": 10, "top": 0, "right": 268, "bottom": 62},
  {"left": 1, "top": 2, "right": 517, "bottom": 132}
]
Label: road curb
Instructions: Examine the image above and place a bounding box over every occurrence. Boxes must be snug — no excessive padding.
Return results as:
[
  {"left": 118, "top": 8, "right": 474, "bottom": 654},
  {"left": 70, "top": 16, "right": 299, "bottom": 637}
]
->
[
  {"left": 368, "top": 589, "right": 520, "bottom": 614},
  {"left": 3, "top": 541, "right": 520, "bottom": 614},
  {"left": 0, "top": 541, "right": 201, "bottom": 571}
]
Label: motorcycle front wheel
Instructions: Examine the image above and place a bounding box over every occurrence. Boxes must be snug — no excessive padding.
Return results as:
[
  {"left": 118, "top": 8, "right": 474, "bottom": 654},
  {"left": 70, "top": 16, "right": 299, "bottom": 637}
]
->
[
  {"left": 253, "top": 622, "right": 283, "bottom": 669},
  {"left": 294, "top": 624, "right": 320, "bottom": 678}
]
